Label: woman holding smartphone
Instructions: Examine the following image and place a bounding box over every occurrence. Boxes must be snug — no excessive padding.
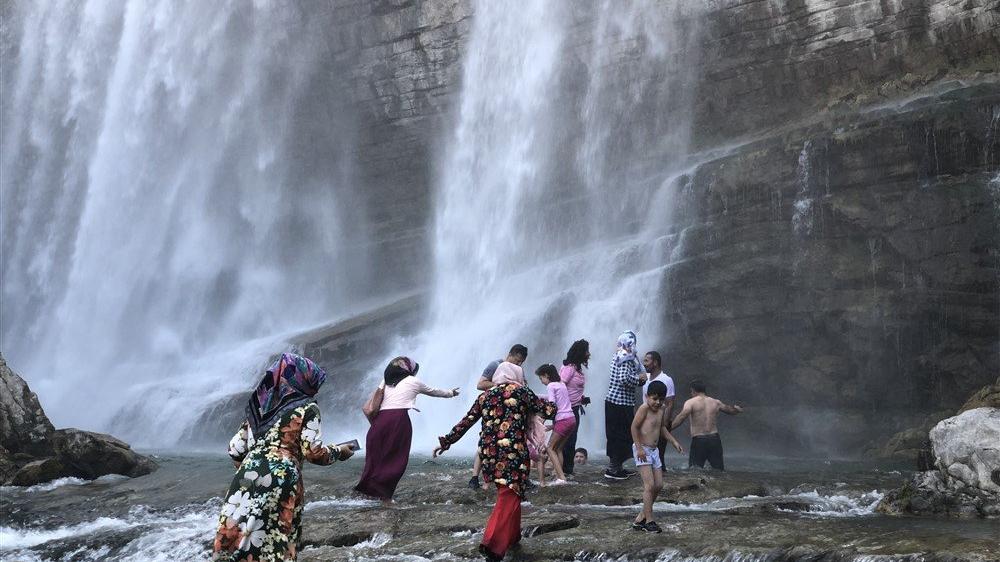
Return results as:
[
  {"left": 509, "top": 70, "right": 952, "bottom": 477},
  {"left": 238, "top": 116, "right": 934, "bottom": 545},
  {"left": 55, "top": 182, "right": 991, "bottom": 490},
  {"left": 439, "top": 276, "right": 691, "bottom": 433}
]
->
[
  {"left": 213, "top": 353, "right": 354, "bottom": 562},
  {"left": 355, "top": 356, "right": 459, "bottom": 505}
]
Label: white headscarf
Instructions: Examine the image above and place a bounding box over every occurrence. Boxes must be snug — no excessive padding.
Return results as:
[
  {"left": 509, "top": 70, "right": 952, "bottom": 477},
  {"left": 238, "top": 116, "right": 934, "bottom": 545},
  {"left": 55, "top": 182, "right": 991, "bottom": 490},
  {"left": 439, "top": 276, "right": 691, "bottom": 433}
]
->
[
  {"left": 492, "top": 361, "right": 525, "bottom": 386},
  {"left": 613, "top": 330, "right": 642, "bottom": 371}
]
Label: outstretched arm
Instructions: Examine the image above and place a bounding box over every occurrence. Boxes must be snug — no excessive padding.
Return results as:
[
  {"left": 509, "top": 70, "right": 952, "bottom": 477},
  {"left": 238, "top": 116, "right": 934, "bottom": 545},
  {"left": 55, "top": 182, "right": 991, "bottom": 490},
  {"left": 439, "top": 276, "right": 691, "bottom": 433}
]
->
[
  {"left": 719, "top": 400, "right": 743, "bottom": 415},
  {"left": 669, "top": 401, "right": 691, "bottom": 431},
  {"left": 417, "top": 379, "right": 460, "bottom": 398},
  {"left": 300, "top": 404, "right": 352, "bottom": 466},
  {"left": 434, "top": 396, "right": 484, "bottom": 456}
]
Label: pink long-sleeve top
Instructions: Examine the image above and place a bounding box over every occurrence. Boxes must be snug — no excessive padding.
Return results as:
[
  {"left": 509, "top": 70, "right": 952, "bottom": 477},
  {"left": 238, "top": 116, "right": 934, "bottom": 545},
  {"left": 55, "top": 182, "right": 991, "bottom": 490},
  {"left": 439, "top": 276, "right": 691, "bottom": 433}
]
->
[
  {"left": 546, "top": 381, "right": 575, "bottom": 421},
  {"left": 379, "top": 377, "right": 456, "bottom": 410},
  {"left": 558, "top": 364, "right": 586, "bottom": 407}
]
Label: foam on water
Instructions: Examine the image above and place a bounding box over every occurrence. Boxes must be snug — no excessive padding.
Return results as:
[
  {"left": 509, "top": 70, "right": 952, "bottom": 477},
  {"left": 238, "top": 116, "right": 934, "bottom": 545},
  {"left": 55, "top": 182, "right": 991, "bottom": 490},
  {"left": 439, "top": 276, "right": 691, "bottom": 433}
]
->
[
  {"left": 303, "top": 496, "right": 382, "bottom": 511},
  {"left": 0, "top": 501, "right": 219, "bottom": 560}
]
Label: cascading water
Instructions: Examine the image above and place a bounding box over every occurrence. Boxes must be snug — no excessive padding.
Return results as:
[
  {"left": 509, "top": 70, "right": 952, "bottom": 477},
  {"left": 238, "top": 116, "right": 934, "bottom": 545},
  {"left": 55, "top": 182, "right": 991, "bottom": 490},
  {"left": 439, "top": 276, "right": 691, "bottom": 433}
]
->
[
  {"left": 1, "top": 1, "right": 375, "bottom": 444},
  {"left": 392, "top": 0, "right": 706, "bottom": 452}
]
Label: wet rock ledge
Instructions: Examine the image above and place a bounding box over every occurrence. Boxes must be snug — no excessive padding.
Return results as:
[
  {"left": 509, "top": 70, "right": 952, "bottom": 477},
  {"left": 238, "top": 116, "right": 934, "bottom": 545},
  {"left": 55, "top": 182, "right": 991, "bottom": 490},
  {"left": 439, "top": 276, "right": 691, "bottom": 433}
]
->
[{"left": 0, "top": 353, "right": 156, "bottom": 486}]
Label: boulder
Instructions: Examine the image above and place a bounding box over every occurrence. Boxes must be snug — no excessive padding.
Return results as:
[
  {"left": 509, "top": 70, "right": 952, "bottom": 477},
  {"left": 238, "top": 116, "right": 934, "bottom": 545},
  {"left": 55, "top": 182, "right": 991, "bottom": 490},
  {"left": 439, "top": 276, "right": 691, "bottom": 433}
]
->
[
  {"left": 52, "top": 428, "right": 157, "bottom": 479},
  {"left": 0, "top": 353, "right": 157, "bottom": 485},
  {"left": 0, "top": 353, "right": 55, "bottom": 457},
  {"left": 929, "top": 408, "right": 1000, "bottom": 495},
  {"left": 878, "top": 407, "right": 1000, "bottom": 517},
  {"left": 9, "top": 457, "right": 67, "bottom": 487}
]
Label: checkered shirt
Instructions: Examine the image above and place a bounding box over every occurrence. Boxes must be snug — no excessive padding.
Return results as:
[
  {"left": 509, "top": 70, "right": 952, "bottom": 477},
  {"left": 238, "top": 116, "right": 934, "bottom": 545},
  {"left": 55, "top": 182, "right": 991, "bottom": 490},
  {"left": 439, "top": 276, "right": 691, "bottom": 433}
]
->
[{"left": 604, "top": 358, "right": 642, "bottom": 406}]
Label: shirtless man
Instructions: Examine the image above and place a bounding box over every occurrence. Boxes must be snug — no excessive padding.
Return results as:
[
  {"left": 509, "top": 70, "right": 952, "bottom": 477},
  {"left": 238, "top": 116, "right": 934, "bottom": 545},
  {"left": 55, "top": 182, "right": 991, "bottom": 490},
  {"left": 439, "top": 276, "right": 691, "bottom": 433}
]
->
[
  {"left": 629, "top": 381, "right": 683, "bottom": 533},
  {"left": 669, "top": 379, "right": 742, "bottom": 470}
]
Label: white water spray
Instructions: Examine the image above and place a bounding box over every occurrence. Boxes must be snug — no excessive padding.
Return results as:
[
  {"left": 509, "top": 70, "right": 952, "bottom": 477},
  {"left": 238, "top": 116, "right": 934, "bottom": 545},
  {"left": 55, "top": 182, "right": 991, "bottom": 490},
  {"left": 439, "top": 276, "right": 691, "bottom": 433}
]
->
[{"left": 1, "top": 1, "right": 371, "bottom": 440}]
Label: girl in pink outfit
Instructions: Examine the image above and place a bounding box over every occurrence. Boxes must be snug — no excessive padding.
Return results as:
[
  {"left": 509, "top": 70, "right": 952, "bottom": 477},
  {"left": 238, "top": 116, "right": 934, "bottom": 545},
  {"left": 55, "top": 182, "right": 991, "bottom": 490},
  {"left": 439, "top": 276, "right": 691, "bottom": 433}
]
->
[
  {"left": 536, "top": 364, "right": 575, "bottom": 484},
  {"left": 559, "top": 339, "right": 590, "bottom": 475}
]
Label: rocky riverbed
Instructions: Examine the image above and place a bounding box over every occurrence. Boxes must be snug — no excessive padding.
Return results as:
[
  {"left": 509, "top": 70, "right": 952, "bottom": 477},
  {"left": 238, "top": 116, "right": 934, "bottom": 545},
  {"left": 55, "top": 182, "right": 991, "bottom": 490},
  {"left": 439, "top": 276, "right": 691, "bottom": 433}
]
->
[{"left": 2, "top": 453, "right": 997, "bottom": 561}]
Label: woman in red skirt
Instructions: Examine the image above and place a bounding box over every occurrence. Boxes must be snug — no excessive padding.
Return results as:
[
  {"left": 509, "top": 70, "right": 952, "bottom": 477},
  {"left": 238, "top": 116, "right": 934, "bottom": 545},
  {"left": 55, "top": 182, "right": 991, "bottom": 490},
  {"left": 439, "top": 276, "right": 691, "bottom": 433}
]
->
[
  {"left": 433, "top": 362, "right": 557, "bottom": 562},
  {"left": 355, "top": 356, "right": 459, "bottom": 505}
]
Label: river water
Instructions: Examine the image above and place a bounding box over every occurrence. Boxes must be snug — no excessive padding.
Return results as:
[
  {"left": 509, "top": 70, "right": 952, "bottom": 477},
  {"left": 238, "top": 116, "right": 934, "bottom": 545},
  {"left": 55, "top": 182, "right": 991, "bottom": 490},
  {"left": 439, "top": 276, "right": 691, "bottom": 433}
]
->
[{"left": 2, "top": 455, "right": 996, "bottom": 561}]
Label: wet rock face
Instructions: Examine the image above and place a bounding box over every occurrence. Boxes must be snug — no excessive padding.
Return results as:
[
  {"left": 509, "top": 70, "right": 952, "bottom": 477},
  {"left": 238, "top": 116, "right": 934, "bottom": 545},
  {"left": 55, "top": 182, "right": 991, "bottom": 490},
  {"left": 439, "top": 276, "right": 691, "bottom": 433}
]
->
[
  {"left": 318, "top": 0, "right": 998, "bottom": 455},
  {"left": 0, "top": 353, "right": 56, "bottom": 458},
  {"left": 0, "top": 354, "right": 157, "bottom": 486}
]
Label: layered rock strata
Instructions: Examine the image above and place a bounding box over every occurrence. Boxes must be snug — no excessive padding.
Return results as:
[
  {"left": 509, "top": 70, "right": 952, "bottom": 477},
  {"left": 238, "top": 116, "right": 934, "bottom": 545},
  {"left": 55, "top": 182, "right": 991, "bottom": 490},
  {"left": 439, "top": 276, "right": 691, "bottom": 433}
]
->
[{"left": 312, "top": 0, "right": 998, "bottom": 454}]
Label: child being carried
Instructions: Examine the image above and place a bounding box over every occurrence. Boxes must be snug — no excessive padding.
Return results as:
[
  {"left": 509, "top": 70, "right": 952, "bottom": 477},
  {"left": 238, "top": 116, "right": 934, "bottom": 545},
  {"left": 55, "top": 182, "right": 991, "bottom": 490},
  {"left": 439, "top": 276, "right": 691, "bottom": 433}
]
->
[{"left": 630, "top": 380, "right": 683, "bottom": 533}]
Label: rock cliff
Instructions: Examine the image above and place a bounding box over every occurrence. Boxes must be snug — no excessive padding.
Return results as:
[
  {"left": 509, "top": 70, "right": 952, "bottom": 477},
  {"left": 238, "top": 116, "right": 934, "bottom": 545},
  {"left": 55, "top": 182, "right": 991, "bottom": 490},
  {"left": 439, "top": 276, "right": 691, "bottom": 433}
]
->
[
  {"left": 0, "top": 354, "right": 157, "bottom": 486},
  {"left": 310, "top": 0, "right": 998, "bottom": 454}
]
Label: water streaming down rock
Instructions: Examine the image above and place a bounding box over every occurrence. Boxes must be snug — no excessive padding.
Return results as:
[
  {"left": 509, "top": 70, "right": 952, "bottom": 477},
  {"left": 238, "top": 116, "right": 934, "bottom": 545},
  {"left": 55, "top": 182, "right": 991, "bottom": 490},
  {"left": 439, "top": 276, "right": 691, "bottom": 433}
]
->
[
  {"left": 388, "top": 0, "right": 707, "bottom": 452},
  {"left": 1, "top": 0, "right": 996, "bottom": 454},
  {"left": 0, "top": 1, "right": 375, "bottom": 442}
]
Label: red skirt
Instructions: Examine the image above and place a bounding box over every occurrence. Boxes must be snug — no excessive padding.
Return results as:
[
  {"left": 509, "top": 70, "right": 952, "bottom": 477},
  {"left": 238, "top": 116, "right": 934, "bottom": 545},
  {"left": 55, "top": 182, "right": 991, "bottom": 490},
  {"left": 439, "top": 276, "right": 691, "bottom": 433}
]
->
[
  {"left": 354, "top": 408, "right": 412, "bottom": 500},
  {"left": 481, "top": 484, "right": 522, "bottom": 559}
]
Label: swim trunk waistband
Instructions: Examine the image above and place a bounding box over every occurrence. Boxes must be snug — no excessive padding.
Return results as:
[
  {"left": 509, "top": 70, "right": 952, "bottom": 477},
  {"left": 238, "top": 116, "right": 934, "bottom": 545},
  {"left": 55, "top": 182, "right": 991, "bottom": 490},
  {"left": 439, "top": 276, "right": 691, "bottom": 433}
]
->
[
  {"left": 632, "top": 443, "right": 662, "bottom": 470},
  {"left": 691, "top": 433, "right": 721, "bottom": 441}
]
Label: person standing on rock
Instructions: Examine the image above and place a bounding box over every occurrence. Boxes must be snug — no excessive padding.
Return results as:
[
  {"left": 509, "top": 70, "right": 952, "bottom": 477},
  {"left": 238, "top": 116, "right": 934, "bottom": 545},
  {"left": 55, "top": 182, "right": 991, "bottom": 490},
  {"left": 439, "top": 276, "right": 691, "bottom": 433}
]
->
[
  {"left": 669, "top": 379, "right": 742, "bottom": 470},
  {"left": 355, "top": 356, "right": 459, "bottom": 505},
  {"left": 604, "top": 330, "right": 647, "bottom": 480},
  {"left": 642, "top": 351, "right": 676, "bottom": 471},
  {"left": 559, "top": 339, "right": 590, "bottom": 476},
  {"left": 214, "top": 353, "right": 354, "bottom": 562},
  {"left": 469, "top": 344, "right": 528, "bottom": 489},
  {"left": 433, "top": 361, "right": 557, "bottom": 562}
]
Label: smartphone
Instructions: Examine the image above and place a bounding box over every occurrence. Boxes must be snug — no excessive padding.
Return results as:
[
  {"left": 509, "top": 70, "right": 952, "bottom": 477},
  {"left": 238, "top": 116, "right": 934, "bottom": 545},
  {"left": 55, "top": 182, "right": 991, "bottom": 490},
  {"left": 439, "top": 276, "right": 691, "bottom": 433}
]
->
[{"left": 337, "top": 439, "right": 361, "bottom": 451}]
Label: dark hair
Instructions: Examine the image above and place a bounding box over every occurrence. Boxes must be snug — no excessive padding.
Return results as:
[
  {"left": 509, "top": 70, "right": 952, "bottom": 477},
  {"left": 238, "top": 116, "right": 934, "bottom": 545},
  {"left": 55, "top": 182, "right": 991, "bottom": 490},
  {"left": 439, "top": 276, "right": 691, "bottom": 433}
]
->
[
  {"left": 509, "top": 344, "right": 528, "bottom": 359},
  {"left": 646, "top": 380, "right": 667, "bottom": 397},
  {"left": 535, "top": 364, "right": 558, "bottom": 383},
  {"left": 690, "top": 379, "right": 707, "bottom": 393},
  {"left": 563, "top": 339, "right": 590, "bottom": 367},
  {"left": 645, "top": 351, "right": 661, "bottom": 367},
  {"left": 574, "top": 447, "right": 588, "bottom": 457}
]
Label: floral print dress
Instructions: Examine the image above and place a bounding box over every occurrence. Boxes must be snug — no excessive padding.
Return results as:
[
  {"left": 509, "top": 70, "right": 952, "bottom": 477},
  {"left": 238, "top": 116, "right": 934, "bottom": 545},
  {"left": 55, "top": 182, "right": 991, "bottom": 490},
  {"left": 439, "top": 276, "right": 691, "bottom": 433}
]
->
[
  {"left": 439, "top": 383, "right": 556, "bottom": 497},
  {"left": 213, "top": 402, "right": 342, "bottom": 562}
]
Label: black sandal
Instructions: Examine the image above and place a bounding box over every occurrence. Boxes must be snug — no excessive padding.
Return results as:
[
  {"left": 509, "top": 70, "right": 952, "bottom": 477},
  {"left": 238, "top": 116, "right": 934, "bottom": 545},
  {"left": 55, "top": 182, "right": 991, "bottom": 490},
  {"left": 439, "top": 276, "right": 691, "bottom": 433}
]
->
[{"left": 631, "top": 517, "right": 646, "bottom": 530}]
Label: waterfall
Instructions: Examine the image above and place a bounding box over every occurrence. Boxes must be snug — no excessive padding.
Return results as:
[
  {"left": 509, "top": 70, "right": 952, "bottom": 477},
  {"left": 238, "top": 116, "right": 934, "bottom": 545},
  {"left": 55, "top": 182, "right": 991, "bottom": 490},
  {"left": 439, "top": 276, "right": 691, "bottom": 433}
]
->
[
  {"left": 397, "top": 0, "right": 705, "bottom": 452},
  {"left": 1, "top": 1, "right": 373, "bottom": 443},
  {"left": 2, "top": 0, "right": 707, "bottom": 449}
]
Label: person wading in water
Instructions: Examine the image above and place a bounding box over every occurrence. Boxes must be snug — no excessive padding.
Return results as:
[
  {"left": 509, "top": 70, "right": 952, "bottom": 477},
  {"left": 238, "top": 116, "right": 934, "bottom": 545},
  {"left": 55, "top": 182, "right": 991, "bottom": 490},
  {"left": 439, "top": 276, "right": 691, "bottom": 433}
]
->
[
  {"left": 213, "top": 353, "right": 355, "bottom": 562},
  {"left": 433, "top": 361, "right": 556, "bottom": 562}
]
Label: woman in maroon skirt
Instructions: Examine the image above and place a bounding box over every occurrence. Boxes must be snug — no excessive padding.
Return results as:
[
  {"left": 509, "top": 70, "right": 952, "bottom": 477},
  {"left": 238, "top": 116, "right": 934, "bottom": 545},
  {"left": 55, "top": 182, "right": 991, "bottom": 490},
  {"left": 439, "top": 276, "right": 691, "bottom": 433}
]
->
[{"left": 355, "top": 356, "right": 459, "bottom": 505}]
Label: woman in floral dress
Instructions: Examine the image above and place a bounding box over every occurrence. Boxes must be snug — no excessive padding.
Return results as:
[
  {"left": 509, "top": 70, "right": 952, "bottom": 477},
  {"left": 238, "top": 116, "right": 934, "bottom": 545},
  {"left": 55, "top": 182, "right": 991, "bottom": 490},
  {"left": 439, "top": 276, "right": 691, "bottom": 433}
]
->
[
  {"left": 433, "top": 362, "right": 556, "bottom": 562},
  {"left": 213, "top": 353, "right": 354, "bottom": 562}
]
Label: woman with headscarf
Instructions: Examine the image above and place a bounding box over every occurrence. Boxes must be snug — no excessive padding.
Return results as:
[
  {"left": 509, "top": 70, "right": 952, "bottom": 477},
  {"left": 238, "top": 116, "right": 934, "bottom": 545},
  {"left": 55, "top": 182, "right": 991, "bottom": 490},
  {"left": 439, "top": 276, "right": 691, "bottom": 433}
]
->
[
  {"left": 213, "top": 353, "right": 354, "bottom": 562},
  {"left": 603, "top": 331, "right": 648, "bottom": 480},
  {"left": 559, "top": 339, "right": 590, "bottom": 476},
  {"left": 433, "top": 361, "right": 557, "bottom": 562},
  {"left": 355, "top": 356, "right": 459, "bottom": 505}
]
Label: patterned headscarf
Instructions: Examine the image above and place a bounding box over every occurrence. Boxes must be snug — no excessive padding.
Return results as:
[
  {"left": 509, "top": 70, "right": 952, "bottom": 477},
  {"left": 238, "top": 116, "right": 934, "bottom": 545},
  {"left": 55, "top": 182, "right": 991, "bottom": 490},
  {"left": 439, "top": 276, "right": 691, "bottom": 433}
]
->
[
  {"left": 613, "top": 330, "right": 641, "bottom": 371},
  {"left": 491, "top": 361, "right": 525, "bottom": 386},
  {"left": 246, "top": 353, "right": 327, "bottom": 436},
  {"left": 384, "top": 356, "right": 419, "bottom": 386}
]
